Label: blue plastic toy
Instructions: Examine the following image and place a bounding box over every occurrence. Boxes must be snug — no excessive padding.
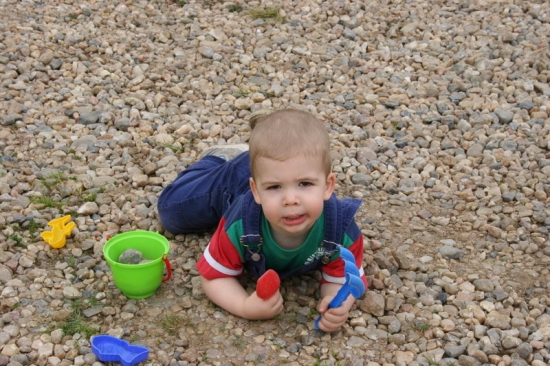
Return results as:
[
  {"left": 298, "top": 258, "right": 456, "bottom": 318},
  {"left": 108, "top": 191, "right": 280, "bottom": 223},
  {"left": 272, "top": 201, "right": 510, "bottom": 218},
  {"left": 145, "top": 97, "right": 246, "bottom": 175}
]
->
[
  {"left": 315, "top": 247, "right": 366, "bottom": 330},
  {"left": 91, "top": 335, "right": 149, "bottom": 366}
]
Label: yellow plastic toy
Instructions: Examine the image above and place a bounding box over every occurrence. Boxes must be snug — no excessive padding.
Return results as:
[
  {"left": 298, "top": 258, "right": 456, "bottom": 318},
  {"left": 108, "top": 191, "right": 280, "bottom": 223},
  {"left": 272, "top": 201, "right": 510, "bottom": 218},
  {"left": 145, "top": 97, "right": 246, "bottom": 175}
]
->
[{"left": 40, "top": 215, "right": 76, "bottom": 248}]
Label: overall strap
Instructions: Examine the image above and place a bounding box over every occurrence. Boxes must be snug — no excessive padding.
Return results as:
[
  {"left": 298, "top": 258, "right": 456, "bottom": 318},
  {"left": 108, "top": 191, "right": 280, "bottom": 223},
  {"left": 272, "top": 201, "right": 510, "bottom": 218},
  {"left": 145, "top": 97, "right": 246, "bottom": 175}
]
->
[
  {"left": 239, "top": 192, "right": 265, "bottom": 278},
  {"left": 322, "top": 195, "right": 362, "bottom": 252}
]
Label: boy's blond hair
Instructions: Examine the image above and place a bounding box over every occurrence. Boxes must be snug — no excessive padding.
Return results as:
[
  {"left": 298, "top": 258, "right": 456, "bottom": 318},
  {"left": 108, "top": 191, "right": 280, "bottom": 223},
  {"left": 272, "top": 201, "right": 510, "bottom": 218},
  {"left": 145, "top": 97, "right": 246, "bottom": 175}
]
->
[{"left": 248, "top": 109, "right": 332, "bottom": 177}]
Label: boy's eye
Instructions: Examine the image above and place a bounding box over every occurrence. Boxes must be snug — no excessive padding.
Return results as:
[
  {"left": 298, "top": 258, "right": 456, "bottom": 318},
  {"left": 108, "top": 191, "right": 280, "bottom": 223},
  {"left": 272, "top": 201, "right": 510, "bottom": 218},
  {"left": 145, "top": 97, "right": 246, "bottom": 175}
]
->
[
  {"left": 267, "top": 185, "right": 281, "bottom": 190},
  {"left": 299, "top": 182, "right": 313, "bottom": 187}
]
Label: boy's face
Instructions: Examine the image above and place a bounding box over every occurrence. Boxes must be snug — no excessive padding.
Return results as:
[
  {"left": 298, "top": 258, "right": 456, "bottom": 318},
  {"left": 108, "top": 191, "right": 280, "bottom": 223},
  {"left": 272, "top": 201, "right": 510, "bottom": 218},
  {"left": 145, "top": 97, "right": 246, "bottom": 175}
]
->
[{"left": 249, "top": 154, "right": 336, "bottom": 242}]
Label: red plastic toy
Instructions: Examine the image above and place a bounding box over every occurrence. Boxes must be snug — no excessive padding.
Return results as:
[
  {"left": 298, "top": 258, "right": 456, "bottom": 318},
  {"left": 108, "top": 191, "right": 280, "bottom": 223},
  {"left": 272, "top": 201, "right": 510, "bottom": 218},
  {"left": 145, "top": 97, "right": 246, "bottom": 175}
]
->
[{"left": 256, "top": 269, "right": 280, "bottom": 300}]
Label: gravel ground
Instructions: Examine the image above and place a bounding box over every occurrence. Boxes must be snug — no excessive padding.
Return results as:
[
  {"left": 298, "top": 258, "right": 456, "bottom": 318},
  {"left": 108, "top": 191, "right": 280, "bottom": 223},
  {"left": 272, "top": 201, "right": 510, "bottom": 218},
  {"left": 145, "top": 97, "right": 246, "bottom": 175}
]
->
[{"left": 1, "top": 0, "right": 550, "bottom": 365}]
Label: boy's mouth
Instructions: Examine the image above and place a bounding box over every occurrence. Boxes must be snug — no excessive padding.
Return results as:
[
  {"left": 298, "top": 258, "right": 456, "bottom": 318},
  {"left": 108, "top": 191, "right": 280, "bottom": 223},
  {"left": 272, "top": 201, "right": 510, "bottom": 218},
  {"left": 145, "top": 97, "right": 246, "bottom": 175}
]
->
[{"left": 282, "top": 214, "right": 306, "bottom": 226}]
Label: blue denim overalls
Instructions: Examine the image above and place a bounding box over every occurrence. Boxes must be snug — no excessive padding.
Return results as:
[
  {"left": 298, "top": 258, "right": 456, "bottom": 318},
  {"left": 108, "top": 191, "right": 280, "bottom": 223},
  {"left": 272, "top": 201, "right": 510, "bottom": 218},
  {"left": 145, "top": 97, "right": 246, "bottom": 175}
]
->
[{"left": 234, "top": 191, "right": 361, "bottom": 279}]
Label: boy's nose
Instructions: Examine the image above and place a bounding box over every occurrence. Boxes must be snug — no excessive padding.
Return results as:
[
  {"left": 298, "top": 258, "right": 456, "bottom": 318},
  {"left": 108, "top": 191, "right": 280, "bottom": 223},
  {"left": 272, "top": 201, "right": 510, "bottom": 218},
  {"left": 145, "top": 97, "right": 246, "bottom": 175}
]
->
[{"left": 283, "top": 190, "right": 299, "bottom": 205}]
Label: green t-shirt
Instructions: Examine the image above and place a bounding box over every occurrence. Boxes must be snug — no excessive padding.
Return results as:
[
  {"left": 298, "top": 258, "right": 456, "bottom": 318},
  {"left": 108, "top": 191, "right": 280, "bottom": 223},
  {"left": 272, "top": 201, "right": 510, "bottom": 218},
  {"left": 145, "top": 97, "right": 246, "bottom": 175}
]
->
[{"left": 227, "top": 211, "right": 339, "bottom": 272}]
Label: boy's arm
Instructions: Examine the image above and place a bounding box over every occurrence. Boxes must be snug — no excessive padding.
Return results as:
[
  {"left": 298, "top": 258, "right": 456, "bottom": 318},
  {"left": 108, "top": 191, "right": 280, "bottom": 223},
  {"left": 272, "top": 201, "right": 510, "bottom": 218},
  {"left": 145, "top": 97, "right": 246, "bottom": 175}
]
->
[
  {"left": 197, "top": 218, "right": 284, "bottom": 320},
  {"left": 317, "top": 233, "right": 367, "bottom": 332},
  {"left": 316, "top": 282, "right": 357, "bottom": 332},
  {"left": 200, "top": 276, "right": 283, "bottom": 320},
  {"left": 321, "top": 234, "right": 368, "bottom": 288}
]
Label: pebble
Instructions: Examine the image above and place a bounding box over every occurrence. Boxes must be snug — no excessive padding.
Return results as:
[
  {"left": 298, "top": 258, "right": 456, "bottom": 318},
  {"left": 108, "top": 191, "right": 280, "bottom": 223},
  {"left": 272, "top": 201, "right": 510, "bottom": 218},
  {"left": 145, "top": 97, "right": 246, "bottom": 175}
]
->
[{"left": 1, "top": 0, "right": 550, "bottom": 365}]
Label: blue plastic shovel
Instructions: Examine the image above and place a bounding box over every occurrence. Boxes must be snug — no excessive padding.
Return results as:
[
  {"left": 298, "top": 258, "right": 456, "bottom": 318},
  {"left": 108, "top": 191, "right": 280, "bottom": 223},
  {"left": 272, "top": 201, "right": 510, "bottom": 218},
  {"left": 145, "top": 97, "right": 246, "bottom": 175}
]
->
[{"left": 314, "top": 247, "right": 366, "bottom": 330}]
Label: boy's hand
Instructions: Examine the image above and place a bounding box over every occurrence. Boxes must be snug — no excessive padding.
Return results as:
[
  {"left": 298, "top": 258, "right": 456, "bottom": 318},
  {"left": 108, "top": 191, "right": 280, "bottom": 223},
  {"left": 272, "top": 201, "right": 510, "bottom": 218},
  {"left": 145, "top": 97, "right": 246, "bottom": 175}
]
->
[
  {"left": 243, "top": 290, "right": 284, "bottom": 319},
  {"left": 316, "top": 296, "right": 350, "bottom": 333},
  {"left": 201, "top": 276, "right": 283, "bottom": 320}
]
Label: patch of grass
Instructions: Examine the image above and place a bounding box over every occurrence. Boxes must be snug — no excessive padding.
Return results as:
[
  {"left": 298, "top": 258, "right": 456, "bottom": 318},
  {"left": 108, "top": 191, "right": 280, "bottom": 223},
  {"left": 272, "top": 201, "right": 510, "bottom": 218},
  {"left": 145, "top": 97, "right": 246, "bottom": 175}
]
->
[
  {"left": 8, "top": 234, "right": 24, "bottom": 247},
  {"left": 249, "top": 7, "right": 286, "bottom": 24},
  {"left": 233, "top": 89, "right": 250, "bottom": 97},
  {"left": 227, "top": 4, "right": 242, "bottom": 12},
  {"left": 67, "top": 13, "right": 79, "bottom": 20},
  {"left": 57, "top": 299, "right": 100, "bottom": 338},
  {"left": 30, "top": 196, "right": 64, "bottom": 211},
  {"left": 39, "top": 172, "right": 66, "bottom": 190},
  {"left": 59, "top": 316, "right": 98, "bottom": 338},
  {"left": 30, "top": 171, "right": 102, "bottom": 226},
  {"left": 231, "top": 336, "right": 246, "bottom": 349},
  {"left": 411, "top": 320, "right": 431, "bottom": 332},
  {"left": 26, "top": 219, "right": 40, "bottom": 239},
  {"left": 8, "top": 221, "right": 42, "bottom": 246},
  {"left": 67, "top": 256, "right": 77, "bottom": 268},
  {"left": 159, "top": 314, "right": 190, "bottom": 336},
  {"left": 422, "top": 355, "right": 439, "bottom": 366},
  {"left": 81, "top": 192, "right": 97, "bottom": 202},
  {"left": 156, "top": 142, "right": 185, "bottom": 153}
]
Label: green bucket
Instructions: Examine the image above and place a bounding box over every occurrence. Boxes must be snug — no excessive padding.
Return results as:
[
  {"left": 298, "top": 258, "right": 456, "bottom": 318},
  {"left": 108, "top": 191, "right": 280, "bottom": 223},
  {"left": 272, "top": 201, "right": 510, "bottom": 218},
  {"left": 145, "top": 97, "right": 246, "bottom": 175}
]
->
[{"left": 103, "top": 231, "right": 172, "bottom": 299}]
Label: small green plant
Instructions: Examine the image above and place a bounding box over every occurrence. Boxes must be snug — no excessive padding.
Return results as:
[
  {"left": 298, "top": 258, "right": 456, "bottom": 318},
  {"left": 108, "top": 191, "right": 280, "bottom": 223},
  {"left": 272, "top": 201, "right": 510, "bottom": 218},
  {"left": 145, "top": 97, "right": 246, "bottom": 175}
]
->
[
  {"left": 392, "top": 121, "right": 400, "bottom": 131},
  {"left": 59, "top": 316, "right": 98, "bottom": 338},
  {"left": 56, "top": 299, "right": 100, "bottom": 337},
  {"left": 159, "top": 314, "right": 190, "bottom": 335},
  {"left": 8, "top": 234, "right": 24, "bottom": 247},
  {"left": 308, "top": 307, "right": 318, "bottom": 320},
  {"left": 231, "top": 336, "right": 246, "bottom": 349},
  {"left": 249, "top": 7, "right": 286, "bottom": 24},
  {"left": 411, "top": 320, "right": 431, "bottom": 332},
  {"left": 81, "top": 191, "right": 97, "bottom": 202},
  {"left": 26, "top": 219, "right": 40, "bottom": 239},
  {"left": 234, "top": 89, "right": 250, "bottom": 97},
  {"left": 156, "top": 142, "right": 185, "bottom": 153},
  {"left": 227, "top": 4, "right": 243, "bottom": 12},
  {"left": 40, "top": 172, "right": 66, "bottom": 190},
  {"left": 67, "top": 256, "right": 77, "bottom": 268},
  {"left": 422, "top": 355, "right": 439, "bottom": 366},
  {"left": 30, "top": 196, "right": 64, "bottom": 211},
  {"left": 176, "top": 0, "right": 185, "bottom": 6},
  {"left": 8, "top": 220, "right": 40, "bottom": 245}
]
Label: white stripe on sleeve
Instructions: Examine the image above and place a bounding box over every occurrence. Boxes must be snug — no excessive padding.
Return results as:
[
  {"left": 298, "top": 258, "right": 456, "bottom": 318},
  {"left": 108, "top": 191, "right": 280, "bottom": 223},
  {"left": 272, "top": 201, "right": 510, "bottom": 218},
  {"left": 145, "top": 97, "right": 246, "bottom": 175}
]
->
[
  {"left": 322, "top": 266, "right": 365, "bottom": 284},
  {"left": 204, "top": 244, "right": 243, "bottom": 277}
]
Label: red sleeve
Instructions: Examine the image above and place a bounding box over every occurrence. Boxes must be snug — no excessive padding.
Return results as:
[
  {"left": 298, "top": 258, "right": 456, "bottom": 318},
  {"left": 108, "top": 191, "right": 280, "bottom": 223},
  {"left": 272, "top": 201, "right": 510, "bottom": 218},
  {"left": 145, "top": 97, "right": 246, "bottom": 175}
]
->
[
  {"left": 321, "top": 235, "right": 368, "bottom": 289},
  {"left": 196, "top": 218, "right": 244, "bottom": 280}
]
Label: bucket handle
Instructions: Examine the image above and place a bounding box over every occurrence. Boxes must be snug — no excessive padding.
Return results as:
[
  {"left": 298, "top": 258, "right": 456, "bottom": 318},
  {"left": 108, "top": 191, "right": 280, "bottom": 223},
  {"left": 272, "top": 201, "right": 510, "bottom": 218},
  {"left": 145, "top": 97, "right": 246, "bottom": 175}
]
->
[{"left": 162, "top": 254, "right": 172, "bottom": 282}]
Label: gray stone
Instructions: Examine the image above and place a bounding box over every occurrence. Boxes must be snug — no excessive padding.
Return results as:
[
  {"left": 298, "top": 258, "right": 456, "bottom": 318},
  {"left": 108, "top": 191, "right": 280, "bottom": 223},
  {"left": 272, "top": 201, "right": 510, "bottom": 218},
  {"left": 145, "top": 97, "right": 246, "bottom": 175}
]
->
[{"left": 439, "top": 246, "right": 465, "bottom": 260}]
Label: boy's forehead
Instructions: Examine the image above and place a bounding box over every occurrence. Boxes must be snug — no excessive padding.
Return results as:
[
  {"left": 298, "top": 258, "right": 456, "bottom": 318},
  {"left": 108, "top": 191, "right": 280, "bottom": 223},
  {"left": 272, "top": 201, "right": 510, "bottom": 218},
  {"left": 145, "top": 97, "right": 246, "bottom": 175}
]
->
[
  {"left": 254, "top": 155, "right": 326, "bottom": 176},
  {"left": 254, "top": 154, "right": 321, "bottom": 165}
]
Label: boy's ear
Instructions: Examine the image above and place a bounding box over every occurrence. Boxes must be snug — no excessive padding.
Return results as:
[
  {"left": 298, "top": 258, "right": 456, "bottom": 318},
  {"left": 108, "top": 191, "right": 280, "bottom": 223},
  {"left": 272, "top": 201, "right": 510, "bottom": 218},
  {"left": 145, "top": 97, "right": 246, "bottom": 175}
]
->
[
  {"left": 324, "top": 173, "right": 336, "bottom": 200},
  {"left": 249, "top": 177, "right": 262, "bottom": 204}
]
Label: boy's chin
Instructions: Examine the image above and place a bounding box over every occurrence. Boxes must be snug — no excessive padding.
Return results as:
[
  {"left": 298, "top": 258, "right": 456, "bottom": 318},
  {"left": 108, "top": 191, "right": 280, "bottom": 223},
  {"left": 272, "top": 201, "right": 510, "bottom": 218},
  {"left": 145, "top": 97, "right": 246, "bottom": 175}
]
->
[{"left": 277, "top": 222, "right": 313, "bottom": 236}]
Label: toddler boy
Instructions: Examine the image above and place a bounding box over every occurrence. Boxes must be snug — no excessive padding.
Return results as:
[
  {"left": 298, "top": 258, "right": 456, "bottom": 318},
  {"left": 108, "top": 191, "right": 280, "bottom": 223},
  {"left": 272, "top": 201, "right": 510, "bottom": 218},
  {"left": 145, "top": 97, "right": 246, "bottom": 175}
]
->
[{"left": 157, "top": 109, "right": 367, "bottom": 332}]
